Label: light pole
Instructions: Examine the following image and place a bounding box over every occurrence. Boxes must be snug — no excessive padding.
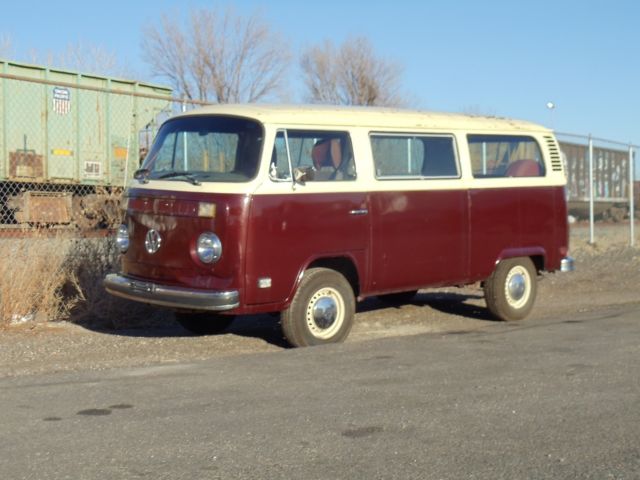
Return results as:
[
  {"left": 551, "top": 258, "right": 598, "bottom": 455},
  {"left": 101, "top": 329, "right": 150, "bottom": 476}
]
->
[{"left": 546, "top": 101, "right": 555, "bottom": 130}]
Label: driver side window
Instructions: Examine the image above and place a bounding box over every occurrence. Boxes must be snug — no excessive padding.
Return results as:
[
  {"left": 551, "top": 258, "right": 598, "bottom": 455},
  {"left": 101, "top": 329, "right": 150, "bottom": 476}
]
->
[{"left": 270, "top": 129, "right": 356, "bottom": 182}]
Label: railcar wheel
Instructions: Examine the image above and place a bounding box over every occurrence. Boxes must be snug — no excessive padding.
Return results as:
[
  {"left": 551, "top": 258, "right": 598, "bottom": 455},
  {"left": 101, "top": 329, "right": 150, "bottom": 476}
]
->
[
  {"left": 72, "top": 196, "right": 100, "bottom": 230},
  {"left": 483, "top": 257, "right": 537, "bottom": 321},
  {"left": 281, "top": 268, "right": 355, "bottom": 347},
  {"left": 175, "top": 312, "right": 235, "bottom": 335}
]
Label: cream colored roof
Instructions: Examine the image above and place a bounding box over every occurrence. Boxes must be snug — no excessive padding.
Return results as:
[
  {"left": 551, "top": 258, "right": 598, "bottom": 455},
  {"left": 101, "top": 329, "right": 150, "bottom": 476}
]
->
[{"left": 179, "top": 103, "right": 550, "bottom": 133}]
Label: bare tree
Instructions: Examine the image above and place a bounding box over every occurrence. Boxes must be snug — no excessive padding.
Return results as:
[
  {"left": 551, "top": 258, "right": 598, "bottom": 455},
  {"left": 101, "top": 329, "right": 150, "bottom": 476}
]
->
[
  {"left": 142, "top": 7, "right": 290, "bottom": 103},
  {"left": 301, "top": 37, "right": 405, "bottom": 107},
  {"left": 0, "top": 36, "right": 131, "bottom": 78},
  {"left": 23, "top": 41, "right": 130, "bottom": 77},
  {"left": 300, "top": 40, "right": 341, "bottom": 104},
  {"left": 57, "top": 42, "right": 122, "bottom": 76}
]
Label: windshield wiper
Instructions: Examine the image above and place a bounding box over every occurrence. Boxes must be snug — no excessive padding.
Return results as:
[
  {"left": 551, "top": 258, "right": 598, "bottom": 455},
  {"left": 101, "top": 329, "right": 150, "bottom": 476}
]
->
[{"left": 157, "top": 171, "right": 202, "bottom": 186}]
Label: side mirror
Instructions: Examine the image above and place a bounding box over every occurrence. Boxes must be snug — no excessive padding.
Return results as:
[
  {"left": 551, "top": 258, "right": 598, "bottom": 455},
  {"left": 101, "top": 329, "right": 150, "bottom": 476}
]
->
[
  {"left": 293, "top": 167, "right": 314, "bottom": 185},
  {"left": 134, "top": 168, "right": 150, "bottom": 184}
]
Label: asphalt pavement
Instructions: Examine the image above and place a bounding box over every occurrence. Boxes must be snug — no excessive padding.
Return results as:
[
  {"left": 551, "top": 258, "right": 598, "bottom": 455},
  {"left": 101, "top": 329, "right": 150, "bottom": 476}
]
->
[{"left": 1, "top": 305, "right": 639, "bottom": 479}]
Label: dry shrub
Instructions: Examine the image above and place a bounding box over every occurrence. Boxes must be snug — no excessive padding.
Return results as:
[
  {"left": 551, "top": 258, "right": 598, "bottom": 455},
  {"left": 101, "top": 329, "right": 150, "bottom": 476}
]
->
[
  {"left": 0, "top": 232, "right": 168, "bottom": 329},
  {"left": 67, "top": 237, "right": 169, "bottom": 329},
  {"left": 0, "top": 234, "right": 78, "bottom": 326}
]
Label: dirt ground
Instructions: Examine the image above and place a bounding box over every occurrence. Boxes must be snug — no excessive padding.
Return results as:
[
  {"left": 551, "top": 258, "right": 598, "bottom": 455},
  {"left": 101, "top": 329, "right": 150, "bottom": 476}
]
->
[{"left": 1, "top": 221, "right": 638, "bottom": 378}]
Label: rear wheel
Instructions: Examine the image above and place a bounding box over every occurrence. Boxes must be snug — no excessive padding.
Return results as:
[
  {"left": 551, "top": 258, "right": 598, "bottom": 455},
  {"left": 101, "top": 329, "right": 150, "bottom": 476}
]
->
[
  {"left": 281, "top": 268, "right": 355, "bottom": 347},
  {"left": 175, "top": 312, "right": 235, "bottom": 335},
  {"left": 483, "top": 257, "right": 537, "bottom": 321}
]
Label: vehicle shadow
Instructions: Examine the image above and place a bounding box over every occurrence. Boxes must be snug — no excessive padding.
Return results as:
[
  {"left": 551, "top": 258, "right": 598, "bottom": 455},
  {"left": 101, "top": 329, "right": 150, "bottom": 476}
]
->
[
  {"left": 358, "top": 291, "right": 496, "bottom": 322},
  {"left": 78, "top": 311, "right": 291, "bottom": 348},
  {"left": 77, "top": 291, "right": 494, "bottom": 347}
]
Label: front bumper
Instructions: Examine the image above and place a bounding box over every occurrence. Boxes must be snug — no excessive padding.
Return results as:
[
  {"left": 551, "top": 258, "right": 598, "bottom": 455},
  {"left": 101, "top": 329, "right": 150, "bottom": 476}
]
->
[{"left": 104, "top": 273, "right": 240, "bottom": 311}]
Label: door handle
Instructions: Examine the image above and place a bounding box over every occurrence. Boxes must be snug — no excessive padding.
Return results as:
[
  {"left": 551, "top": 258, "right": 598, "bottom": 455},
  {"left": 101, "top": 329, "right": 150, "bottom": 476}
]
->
[{"left": 349, "top": 209, "right": 369, "bottom": 216}]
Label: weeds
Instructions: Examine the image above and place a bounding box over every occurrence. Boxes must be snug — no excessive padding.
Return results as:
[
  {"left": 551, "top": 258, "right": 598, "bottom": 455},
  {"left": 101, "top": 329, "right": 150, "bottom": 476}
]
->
[
  {"left": 0, "top": 234, "right": 77, "bottom": 326},
  {"left": 67, "top": 237, "right": 164, "bottom": 329},
  {"left": 0, "top": 231, "right": 164, "bottom": 329},
  {"left": 0, "top": 188, "right": 167, "bottom": 329}
]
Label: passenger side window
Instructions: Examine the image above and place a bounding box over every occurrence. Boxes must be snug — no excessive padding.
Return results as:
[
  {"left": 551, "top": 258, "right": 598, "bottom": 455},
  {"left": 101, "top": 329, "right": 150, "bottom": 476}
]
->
[
  {"left": 371, "top": 134, "right": 459, "bottom": 179},
  {"left": 270, "top": 132, "right": 291, "bottom": 180},
  {"left": 270, "top": 130, "right": 356, "bottom": 182},
  {"left": 468, "top": 135, "right": 545, "bottom": 178}
]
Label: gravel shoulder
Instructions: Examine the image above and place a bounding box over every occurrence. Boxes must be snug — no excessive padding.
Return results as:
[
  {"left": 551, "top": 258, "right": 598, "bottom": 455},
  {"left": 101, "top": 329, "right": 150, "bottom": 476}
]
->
[{"left": 1, "top": 222, "right": 638, "bottom": 378}]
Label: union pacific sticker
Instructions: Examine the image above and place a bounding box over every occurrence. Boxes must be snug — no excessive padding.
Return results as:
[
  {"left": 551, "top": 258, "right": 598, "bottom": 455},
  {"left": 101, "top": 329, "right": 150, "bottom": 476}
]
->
[{"left": 52, "top": 87, "right": 71, "bottom": 115}]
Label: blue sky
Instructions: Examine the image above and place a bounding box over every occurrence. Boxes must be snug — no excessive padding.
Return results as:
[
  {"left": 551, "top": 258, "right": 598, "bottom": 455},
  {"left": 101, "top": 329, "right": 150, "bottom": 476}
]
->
[{"left": 1, "top": 0, "right": 639, "bottom": 152}]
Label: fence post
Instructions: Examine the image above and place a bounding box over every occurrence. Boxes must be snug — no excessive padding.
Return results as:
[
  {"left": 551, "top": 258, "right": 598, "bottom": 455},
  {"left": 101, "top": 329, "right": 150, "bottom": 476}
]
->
[
  {"left": 1, "top": 63, "right": 6, "bottom": 179},
  {"left": 630, "top": 145, "right": 635, "bottom": 247},
  {"left": 588, "top": 134, "right": 595, "bottom": 244}
]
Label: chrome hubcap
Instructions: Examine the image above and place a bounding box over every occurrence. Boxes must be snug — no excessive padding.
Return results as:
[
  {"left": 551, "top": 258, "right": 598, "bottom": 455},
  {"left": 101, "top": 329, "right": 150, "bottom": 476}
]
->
[
  {"left": 505, "top": 266, "right": 530, "bottom": 309},
  {"left": 507, "top": 273, "right": 526, "bottom": 301},
  {"left": 306, "top": 287, "right": 344, "bottom": 339},
  {"left": 313, "top": 297, "right": 337, "bottom": 330}
]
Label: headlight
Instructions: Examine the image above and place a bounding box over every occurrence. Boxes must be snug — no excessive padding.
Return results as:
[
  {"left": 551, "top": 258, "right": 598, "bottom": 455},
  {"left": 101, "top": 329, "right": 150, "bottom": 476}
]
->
[
  {"left": 197, "top": 232, "right": 222, "bottom": 264},
  {"left": 116, "top": 224, "right": 129, "bottom": 253}
]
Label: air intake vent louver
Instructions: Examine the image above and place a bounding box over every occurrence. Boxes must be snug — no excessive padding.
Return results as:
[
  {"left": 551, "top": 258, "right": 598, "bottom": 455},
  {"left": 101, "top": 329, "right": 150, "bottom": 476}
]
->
[{"left": 544, "top": 135, "right": 563, "bottom": 172}]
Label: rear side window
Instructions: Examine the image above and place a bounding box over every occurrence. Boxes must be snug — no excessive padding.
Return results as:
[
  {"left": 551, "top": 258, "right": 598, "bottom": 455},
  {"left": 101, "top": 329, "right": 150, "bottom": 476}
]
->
[
  {"left": 270, "top": 130, "right": 356, "bottom": 182},
  {"left": 371, "top": 134, "right": 459, "bottom": 179},
  {"left": 468, "top": 135, "right": 545, "bottom": 178}
]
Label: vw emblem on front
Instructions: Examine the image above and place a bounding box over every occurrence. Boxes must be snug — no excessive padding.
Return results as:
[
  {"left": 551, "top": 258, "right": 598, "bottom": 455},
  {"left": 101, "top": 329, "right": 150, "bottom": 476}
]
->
[{"left": 145, "top": 229, "right": 162, "bottom": 254}]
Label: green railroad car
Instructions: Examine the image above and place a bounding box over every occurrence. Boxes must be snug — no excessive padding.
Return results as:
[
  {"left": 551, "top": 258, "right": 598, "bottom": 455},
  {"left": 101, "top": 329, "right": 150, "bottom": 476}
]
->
[{"left": 0, "top": 58, "right": 173, "bottom": 227}]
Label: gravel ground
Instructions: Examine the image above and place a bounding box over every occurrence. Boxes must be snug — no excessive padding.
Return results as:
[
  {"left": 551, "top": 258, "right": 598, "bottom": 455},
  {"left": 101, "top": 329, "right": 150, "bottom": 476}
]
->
[{"left": 1, "top": 221, "right": 638, "bottom": 378}]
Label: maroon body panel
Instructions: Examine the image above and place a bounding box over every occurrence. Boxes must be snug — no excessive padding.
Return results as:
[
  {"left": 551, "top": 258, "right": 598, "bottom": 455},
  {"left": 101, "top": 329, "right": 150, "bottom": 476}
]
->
[
  {"left": 119, "top": 183, "right": 568, "bottom": 315},
  {"left": 245, "top": 192, "right": 369, "bottom": 307},
  {"left": 122, "top": 188, "right": 249, "bottom": 294},
  {"left": 468, "top": 185, "right": 567, "bottom": 280},
  {"left": 368, "top": 189, "right": 469, "bottom": 293}
]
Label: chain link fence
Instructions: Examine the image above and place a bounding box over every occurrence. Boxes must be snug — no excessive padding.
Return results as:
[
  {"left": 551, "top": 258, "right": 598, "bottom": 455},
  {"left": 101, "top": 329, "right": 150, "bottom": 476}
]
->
[
  {"left": 0, "top": 60, "right": 208, "bottom": 235},
  {"left": 556, "top": 133, "right": 637, "bottom": 246},
  {"left": 1, "top": 61, "right": 638, "bottom": 246}
]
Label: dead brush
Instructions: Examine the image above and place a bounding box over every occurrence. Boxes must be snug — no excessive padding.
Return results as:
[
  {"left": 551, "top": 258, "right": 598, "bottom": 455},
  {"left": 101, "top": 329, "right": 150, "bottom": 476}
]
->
[
  {"left": 0, "top": 229, "right": 167, "bottom": 329},
  {"left": 67, "top": 237, "right": 166, "bottom": 329},
  {"left": 0, "top": 231, "right": 79, "bottom": 327}
]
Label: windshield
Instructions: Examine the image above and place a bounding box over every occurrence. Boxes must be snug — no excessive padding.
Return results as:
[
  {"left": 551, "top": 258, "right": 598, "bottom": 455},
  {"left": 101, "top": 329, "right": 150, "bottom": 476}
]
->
[{"left": 141, "top": 116, "right": 263, "bottom": 183}]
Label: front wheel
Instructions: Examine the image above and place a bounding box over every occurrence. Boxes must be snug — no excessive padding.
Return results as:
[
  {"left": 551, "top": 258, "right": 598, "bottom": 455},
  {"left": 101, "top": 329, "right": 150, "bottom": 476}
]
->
[
  {"left": 175, "top": 312, "right": 235, "bottom": 335},
  {"left": 281, "top": 268, "right": 355, "bottom": 347},
  {"left": 483, "top": 257, "right": 537, "bottom": 321}
]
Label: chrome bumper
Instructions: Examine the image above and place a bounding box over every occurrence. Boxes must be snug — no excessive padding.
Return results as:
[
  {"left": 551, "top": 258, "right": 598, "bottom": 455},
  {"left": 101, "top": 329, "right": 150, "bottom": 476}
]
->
[
  {"left": 560, "top": 256, "right": 575, "bottom": 272},
  {"left": 104, "top": 273, "right": 239, "bottom": 311}
]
